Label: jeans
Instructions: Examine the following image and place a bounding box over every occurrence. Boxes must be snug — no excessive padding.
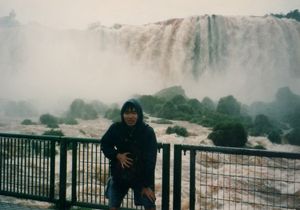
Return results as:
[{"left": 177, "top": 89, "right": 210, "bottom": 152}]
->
[{"left": 105, "top": 177, "right": 156, "bottom": 208}]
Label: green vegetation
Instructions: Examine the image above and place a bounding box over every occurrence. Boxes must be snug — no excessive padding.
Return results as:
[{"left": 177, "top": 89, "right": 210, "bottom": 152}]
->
[
  {"left": 202, "top": 97, "right": 215, "bottom": 111},
  {"left": 250, "top": 114, "right": 273, "bottom": 136},
  {"left": 286, "top": 106, "right": 300, "bottom": 129},
  {"left": 21, "top": 119, "right": 37, "bottom": 125},
  {"left": 68, "top": 99, "right": 98, "bottom": 120},
  {"left": 139, "top": 87, "right": 251, "bottom": 129},
  {"left": 216, "top": 95, "right": 241, "bottom": 116},
  {"left": 90, "top": 100, "right": 108, "bottom": 114},
  {"left": 285, "top": 128, "right": 300, "bottom": 146},
  {"left": 40, "top": 114, "right": 59, "bottom": 128},
  {"left": 43, "top": 129, "right": 64, "bottom": 136},
  {"left": 101, "top": 85, "right": 300, "bottom": 148},
  {"left": 166, "top": 125, "right": 189, "bottom": 137},
  {"left": 154, "top": 85, "right": 187, "bottom": 100},
  {"left": 271, "top": 9, "right": 300, "bottom": 22},
  {"left": 208, "top": 122, "right": 248, "bottom": 147},
  {"left": 104, "top": 108, "right": 121, "bottom": 122},
  {"left": 268, "top": 130, "right": 282, "bottom": 144},
  {"left": 138, "top": 95, "right": 165, "bottom": 114},
  {"left": 14, "top": 84, "right": 300, "bottom": 149}
]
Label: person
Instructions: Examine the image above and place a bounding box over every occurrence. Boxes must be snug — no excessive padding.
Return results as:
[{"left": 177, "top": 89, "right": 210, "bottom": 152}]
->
[{"left": 101, "top": 99, "right": 157, "bottom": 210}]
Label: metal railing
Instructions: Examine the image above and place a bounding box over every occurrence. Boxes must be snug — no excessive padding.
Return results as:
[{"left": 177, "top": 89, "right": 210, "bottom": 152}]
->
[
  {"left": 69, "top": 138, "right": 170, "bottom": 210},
  {"left": 0, "top": 134, "right": 56, "bottom": 202},
  {"left": 0, "top": 133, "right": 170, "bottom": 210},
  {"left": 173, "top": 144, "right": 300, "bottom": 210},
  {"left": 1, "top": 133, "right": 300, "bottom": 209}
]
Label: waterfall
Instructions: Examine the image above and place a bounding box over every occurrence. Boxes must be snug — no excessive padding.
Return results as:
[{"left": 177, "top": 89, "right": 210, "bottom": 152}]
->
[
  {"left": 0, "top": 15, "right": 299, "bottom": 105},
  {"left": 92, "top": 15, "right": 300, "bottom": 102}
]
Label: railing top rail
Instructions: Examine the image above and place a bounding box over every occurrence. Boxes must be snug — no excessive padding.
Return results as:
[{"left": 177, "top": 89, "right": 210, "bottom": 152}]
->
[
  {"left": 0, "top": 132, "right": 99, "bottom": 143},
  {"left": 176, "top": 144, "right": 300, "bottom": 159},
  {"left": 0, "top": 133, "right": 168, "bottom": 149}
]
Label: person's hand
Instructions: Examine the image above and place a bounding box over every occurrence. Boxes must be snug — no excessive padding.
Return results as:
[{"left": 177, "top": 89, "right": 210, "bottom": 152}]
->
[
  {"left": 141, "top": 187, "right": 156, "bottom": 203},
  {"left": 116, "top": 153, "right": 133, "bottom": 168}
]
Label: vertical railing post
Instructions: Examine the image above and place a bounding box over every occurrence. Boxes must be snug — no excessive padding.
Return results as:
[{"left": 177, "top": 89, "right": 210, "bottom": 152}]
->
[
  {"left": 0, "top": 137, "right": 2, "bottom": 191},
  {"left": 59, "top": 138, "right": 68, "bottom": 209},
  {"left": 49, "top": 140, "right": 56, "bottom": 201},
  {"left": 162, "top": 143, "right": 170, "bottom": 210},
  {"left": 71, "top": 141, "right": 78, "bottom": 204},
  {"left": 173, "top": 144, "right": 182, "bottom": 210},
  {"left": 189, "top": 149, "right": 196, "bottom": 210}
]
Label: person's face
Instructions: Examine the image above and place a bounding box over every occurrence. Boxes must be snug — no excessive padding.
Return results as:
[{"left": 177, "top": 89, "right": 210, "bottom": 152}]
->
[{"left": 123, "top": 107, "right": 138, "bottom": 126}]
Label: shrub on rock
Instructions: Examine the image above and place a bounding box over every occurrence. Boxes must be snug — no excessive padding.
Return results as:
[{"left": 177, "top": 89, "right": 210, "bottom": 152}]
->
[{"left": 208, "top": 122, "right": 248, "bottom": 147}]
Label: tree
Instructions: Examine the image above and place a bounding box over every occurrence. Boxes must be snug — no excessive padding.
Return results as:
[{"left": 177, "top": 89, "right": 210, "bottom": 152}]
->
[
  {"left": 251, "top": 114, "right": 273, "bottom": 136},
  {"left": 187, "top": 98, "right": 203, "bottom": 113},
  {"left": 104, "top": 108, "right": 121, "bottom": 122},
  {"left": 154, "top": 86, "right": 187, "bottom": 100},
  {"left": 157, "top": 101, "right": 178, "bottom": 119},
  {"left": 21, "top": 119, "right": 37, "bottom": 125},
  {"left": 138, "top": 95, "right": 165, "bottom": 114},
  {"left": 268, "top": 130, "right": 281, "bottom": 144},
  {"left": 170, "top": 95, "right": 187, "bottom": 105},
  {"left": 202, "top": 97, "right": 215, "bottom": 111},
  {"left": 208, "top": 122, "right": 248, "bottom": 147},
  {"left": 69, "top": 99, "right": 85, "bottom": 117},
  {"left": 40, "top": 114, "right": 59, "bottom": 128},
  {"left": 217, "top": 95, "right": 241, "bottom": 116},
  {"left": 286, "top": 106, "right": 300, "bottom": 129},
  {"left": 286, "top": 128, "right": 300, "bottom": 146},
  {"left": 272, "top": 9, "right": 300, "bottom": 22},
  {"left": 68, "top": 99, "right": 98, "bottom": 120}
]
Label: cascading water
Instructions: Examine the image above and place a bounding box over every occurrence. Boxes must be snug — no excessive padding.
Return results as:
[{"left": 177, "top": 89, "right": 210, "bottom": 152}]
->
[
  {"left": 92, "top": 15, "right": 300, "bottom": 102},
  {"left": 0, "top": 14, "right": 299, "bottom": 105}
]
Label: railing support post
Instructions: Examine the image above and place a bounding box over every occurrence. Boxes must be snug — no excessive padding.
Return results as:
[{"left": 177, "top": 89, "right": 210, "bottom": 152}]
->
[
  {"left": 0, "top": 138, "right": 2, "bottom": 191},
  {"left": 50, "top": 140, "right": 56, "bottom": 201},
  {"left": 173, "top": 144, "right": 182, "bottom": 210},
  {"left": 71, "top": 141, "right": 77, "bottom": 204},
  {"left": 189, "top": 150, "right": 196, "bottom": 210},
  {"left": 162, "top": 143, "right": 170, "bottom": 210},
  {"left": 59, "top": 138, "right": 68, "bottom": 210}
]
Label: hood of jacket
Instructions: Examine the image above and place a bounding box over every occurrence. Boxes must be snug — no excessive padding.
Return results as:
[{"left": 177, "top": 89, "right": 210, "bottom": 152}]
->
[{"left": 120, "top": 98, "right": 144, "bottom": 126}]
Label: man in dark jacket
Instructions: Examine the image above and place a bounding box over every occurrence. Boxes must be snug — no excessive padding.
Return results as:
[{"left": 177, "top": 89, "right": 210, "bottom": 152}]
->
[{"left": 101, "top": 99, "right": 157, "bottom": 210}]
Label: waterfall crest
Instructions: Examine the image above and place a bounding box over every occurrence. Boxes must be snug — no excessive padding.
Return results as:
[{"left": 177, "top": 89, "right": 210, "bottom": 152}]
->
[{"left": 0, "top": 15, "right": 299, "bottom": 104}]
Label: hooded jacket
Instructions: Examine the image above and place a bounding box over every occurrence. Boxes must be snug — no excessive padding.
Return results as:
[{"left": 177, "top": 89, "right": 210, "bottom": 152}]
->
[{"left": 101, "top": 99, "right": 157, "bottom": 188}]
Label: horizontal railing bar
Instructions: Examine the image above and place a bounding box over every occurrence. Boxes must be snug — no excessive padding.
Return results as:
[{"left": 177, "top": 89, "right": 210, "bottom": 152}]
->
[
  {"left": 178, "top": 144, "right": 300, "bottom": 159},
  {"left": 0, "top": 133, "right": 167, "bottom": 147},
  {"left": 0, "top": 132, "right": 100, "bottom": 143},
  {"left": 0, "top": 133, "right": 60, "bottom": 141}
]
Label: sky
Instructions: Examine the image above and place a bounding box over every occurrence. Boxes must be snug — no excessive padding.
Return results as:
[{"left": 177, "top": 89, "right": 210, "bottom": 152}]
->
[{"left": 0, "top": 0, "right": 299, "bottom": 29}]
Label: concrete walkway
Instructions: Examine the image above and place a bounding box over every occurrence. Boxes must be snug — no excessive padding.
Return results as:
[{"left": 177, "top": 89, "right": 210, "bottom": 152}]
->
[{"left": 0, "top": 201, "right": 55, "bottom": 210}]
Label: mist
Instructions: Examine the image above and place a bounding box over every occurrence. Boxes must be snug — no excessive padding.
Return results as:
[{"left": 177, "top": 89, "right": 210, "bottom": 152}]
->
[
  {"left": 0, "top": 13, "right": 300, "bottom": 115},
  {"left": 0, "top": 24, "right": 164, "bottom": 113}
]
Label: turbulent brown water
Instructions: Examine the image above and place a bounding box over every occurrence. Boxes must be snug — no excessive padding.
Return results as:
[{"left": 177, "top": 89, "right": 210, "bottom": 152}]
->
[{"left": 0, "top": 116, "right": 300, "bottom": 209}]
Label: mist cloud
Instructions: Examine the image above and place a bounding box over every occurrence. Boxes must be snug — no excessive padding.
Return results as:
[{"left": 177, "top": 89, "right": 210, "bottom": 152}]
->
[{"left": 0, "top": 25, "right": 163, "bottom": 112}]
